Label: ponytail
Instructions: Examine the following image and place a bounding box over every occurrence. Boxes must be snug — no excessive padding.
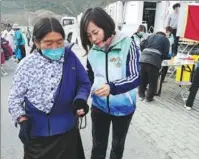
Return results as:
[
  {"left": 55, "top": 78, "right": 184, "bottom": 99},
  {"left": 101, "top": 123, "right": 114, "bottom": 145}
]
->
[{"left": 30, "top": 44, "right": 36, "bottom": 53}]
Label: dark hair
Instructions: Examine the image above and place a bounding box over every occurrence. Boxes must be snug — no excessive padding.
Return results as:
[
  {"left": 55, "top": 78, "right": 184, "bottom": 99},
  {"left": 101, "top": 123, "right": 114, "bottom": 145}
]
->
[
  {"left": 30, "top": 17, "right": 65, "bottom": 53},
  {"left": 137, "top": 25, "right": 146, "bottom": 33},
  {"left": 80, "top": 7, "right": 116, "bottom": 54},
  {"left": 173, "top": 3, "right": 180, "bottom": 10},
  {"left": 7, "top": 24, "right": 11, "bottom": 28},
  {"left": 165, "top": 26, "right": 173, "bottom": 32}
]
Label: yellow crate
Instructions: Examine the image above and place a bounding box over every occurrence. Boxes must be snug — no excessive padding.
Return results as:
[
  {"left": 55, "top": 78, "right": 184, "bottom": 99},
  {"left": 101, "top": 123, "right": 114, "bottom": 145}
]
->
[
  {"left": 176, "top": 64, "right": 194, "bottom": 82},
  {"left": 191, "top": 55, "right": 199, "bottom": 62}
]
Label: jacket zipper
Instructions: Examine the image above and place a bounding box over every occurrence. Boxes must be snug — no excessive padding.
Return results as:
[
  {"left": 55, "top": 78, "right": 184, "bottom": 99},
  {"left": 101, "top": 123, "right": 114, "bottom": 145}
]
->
[
  {"left": 105, "top": 51, "right": 110, "bottom": 113},
  {"left": 47, "top": 114, "right": 50, "bottom": 135},
  {"left": 46, "top": 58, "right": 66, "bottom": 136}
]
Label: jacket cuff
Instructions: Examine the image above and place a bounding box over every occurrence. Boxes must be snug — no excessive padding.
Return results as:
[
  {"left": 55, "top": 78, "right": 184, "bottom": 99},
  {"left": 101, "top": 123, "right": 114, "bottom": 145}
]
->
[
  {"left": 108, "top": 82, "right": 117, "bottom": 95},
  {"left": 74, "top": 99, "right": 87, "bottom": 107}
]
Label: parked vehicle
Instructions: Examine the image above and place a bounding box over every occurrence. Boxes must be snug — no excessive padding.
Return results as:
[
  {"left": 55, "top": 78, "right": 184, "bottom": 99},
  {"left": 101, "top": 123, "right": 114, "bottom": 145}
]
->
[{"left": 60, "top": 16, "right": 78, "bottom": 43}]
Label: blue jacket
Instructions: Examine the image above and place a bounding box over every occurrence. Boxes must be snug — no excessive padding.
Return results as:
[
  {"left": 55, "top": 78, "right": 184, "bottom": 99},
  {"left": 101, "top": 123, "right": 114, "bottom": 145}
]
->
[
  {"left": 25, "top": 47, "right": 91, "bottom": 137},
  {"left": 14, "top": 30, "right": 25, "bottom": 46},
  {"left": 88, "top": 32, "right": 140, "bottom": 116}
]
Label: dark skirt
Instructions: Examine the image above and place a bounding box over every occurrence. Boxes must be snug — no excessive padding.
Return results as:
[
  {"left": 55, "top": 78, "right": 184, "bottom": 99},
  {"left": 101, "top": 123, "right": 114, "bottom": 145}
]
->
[{"left": 24, "top": 127, "right": 85, "bottom": 159}]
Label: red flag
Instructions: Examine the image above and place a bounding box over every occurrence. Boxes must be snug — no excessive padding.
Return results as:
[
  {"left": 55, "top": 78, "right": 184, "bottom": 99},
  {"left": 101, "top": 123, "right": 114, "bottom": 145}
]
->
[{"left": 184, "top": 5, "right": 199, "bottom": 41}]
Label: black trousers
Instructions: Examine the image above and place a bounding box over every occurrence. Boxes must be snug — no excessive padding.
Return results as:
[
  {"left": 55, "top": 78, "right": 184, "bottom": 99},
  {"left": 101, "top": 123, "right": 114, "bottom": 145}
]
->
[
  {"left": 186, "top": 67, "right": 199, "bottom": 107},
  {"left": 19, "top": 45, "right": 26, "bottom": 60},
  {"left": 161, "top": 66, "right": 169, "bottom": 82},
  {"left": 24, "top": 127, "right": 85, "bottom": 159},
  {"left": 27, "top": 38, "right": 31, "bottom": 46},
  {"left": 155, "top": 66, "right": 168, "bottom": 96},
  {"left": 138, "top": 63, "right": 159, "bottom": 101},
  {"left": 91, "top": 107, "right": 133, "bottom": 159},
  {"left": 172, "top": 29, "right": 179, "bottom": 56}
]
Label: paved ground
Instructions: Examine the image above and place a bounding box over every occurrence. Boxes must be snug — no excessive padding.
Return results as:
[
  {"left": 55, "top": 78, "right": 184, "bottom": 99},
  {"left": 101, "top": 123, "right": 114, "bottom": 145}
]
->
[{"left": 1, "top": 44, "right": 199, "bottom": 159}]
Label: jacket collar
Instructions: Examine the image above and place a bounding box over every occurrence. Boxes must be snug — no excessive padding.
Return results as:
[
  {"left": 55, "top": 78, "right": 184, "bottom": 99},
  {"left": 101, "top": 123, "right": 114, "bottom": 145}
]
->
[{"left": 92, "top": 31, "right": 127, "bottom": 52}]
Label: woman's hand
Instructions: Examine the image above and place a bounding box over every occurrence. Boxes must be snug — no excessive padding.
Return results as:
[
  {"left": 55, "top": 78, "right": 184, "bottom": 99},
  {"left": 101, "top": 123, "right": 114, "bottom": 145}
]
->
[
  {"left": 18, "top": 116, "right": 28, "bottom": 123},
  {"left": 18, "top": 118, "right": 31, "bottom": 146},
  {"left": 76, "top": 109, "right": 85, "bottom": 116},
  {"left": 94, "top": 84, "right": 110, "bottom": 97},
  {"left": 74, "top": 99, "right": 89, "bottom": 117}
]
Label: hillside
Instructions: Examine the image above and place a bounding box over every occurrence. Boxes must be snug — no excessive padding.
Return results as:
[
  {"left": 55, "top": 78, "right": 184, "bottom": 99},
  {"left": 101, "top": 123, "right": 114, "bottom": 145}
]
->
[{"left": 1, "top": 0, "right": 119, "bottom": 25}]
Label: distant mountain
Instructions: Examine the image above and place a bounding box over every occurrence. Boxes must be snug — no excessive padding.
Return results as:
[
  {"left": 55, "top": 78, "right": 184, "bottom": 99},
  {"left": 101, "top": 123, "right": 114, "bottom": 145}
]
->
[
  {"left": 1, "top": 0, "right": 116, "bottom": 15},
  {"left": 1, "top": 0, "right": 122, "bottom": 25}
]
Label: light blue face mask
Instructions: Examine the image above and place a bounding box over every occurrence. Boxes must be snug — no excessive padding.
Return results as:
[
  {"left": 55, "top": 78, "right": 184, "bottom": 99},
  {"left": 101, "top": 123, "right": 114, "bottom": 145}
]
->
[
  {"left": 41, "top": 47, "right": 64, "bottom": 61},
  {"left": 138, "top": 31, "right": 144, "bottom": 37}
]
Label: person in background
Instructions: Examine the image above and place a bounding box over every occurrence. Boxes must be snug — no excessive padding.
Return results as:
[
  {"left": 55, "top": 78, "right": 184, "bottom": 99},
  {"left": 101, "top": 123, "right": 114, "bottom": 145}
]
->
[
  {"left": 26, "top": 27, "right": 31, "bottom": 47},
  {"left": 2, "top": 24, "right": 16, "bottom": 55},
  {"left": 80, "top": 7, "right": 140, "bottom": 159},
  {"left": 13, "top": 24, "right": 26, "bottom": 62},
  {"left": 161, "top": 26, "right": 174, "bottom": 82},
  {"left": 1, "top": 37, "right": 13, "bottom": 60},
  {"left": 167, "top": 3, "right": 181, "bottom": 56},
  {"left": 131, "top": 25, "right": 147, "bottom": 48},
  {"left": 184, "top": 59, "right": 199, "bottom": 110},
  {"left": 8, "top": 17, "right": 91, "bottom": 159},
  {"left": 139, "top": 31, "right": 170, "bottom": 102},
  {"left": 165, "top": 26, "right": 174, "bottom": 57}
]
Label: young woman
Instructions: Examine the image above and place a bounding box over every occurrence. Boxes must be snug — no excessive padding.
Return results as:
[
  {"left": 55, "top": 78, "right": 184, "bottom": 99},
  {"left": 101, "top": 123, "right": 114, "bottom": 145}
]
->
[
  {"left": 8, "top": 17, "right": 91, "bottom": 159},
  {"left": 80, "top": 7, "right": 140, "bottom": 159}
]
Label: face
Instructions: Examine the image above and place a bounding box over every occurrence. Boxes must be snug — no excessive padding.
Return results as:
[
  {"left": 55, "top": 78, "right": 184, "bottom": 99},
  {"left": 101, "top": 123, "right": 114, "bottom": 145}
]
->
[
  {"left": 35, "top": 31, "right": 64, "bottom": 50},
  {"left": 175, "top": 7, "right": 180, "bottom": 13},
  {"left": 137, "top": 27, "right": 143, "bottom": 33},
  {"left": 86, "top": 21, "right": 105, "bottom": 48}
]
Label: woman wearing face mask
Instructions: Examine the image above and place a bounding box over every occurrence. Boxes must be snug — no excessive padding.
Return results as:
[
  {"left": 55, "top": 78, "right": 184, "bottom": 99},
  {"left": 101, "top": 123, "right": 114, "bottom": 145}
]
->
[
  {"left": 8, "top": 17, "right": 91, "bottom": 159},
  {"left": 131, "top": 25, "right": 146, "bottom": 48},
  {"left": 165, "top": 26, "right": 174, "bottom": 57},
  {"left": 80, "top": 7, "right": 140, "bottom": 159}
]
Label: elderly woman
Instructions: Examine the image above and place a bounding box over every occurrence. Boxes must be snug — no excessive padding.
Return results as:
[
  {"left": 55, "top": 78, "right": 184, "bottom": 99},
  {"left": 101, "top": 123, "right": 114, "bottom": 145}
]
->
[{"left": 8, "top": 17, "right": 91, "bottom": 159}]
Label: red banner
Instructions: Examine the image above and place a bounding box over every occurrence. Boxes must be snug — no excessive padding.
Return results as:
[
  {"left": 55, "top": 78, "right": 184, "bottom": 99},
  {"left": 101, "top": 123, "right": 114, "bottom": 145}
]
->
[{"left": 184, "top": 5, "right": 199, "bottom": 41}]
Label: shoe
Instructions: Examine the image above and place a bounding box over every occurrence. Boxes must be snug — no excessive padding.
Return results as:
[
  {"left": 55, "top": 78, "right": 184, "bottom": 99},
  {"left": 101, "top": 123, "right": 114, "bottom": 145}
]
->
[
  {"left": 139, "top": 97, "right": 145, "bottom": 101},
  {"left": 184, "top": 105, "right": 192, "bottom": 110},
  {"left": 144, "top": 98, "right": 154, "bottom": 102},
  {"left": 154, "top": 93, "right": 160, "bottom": 96}
]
